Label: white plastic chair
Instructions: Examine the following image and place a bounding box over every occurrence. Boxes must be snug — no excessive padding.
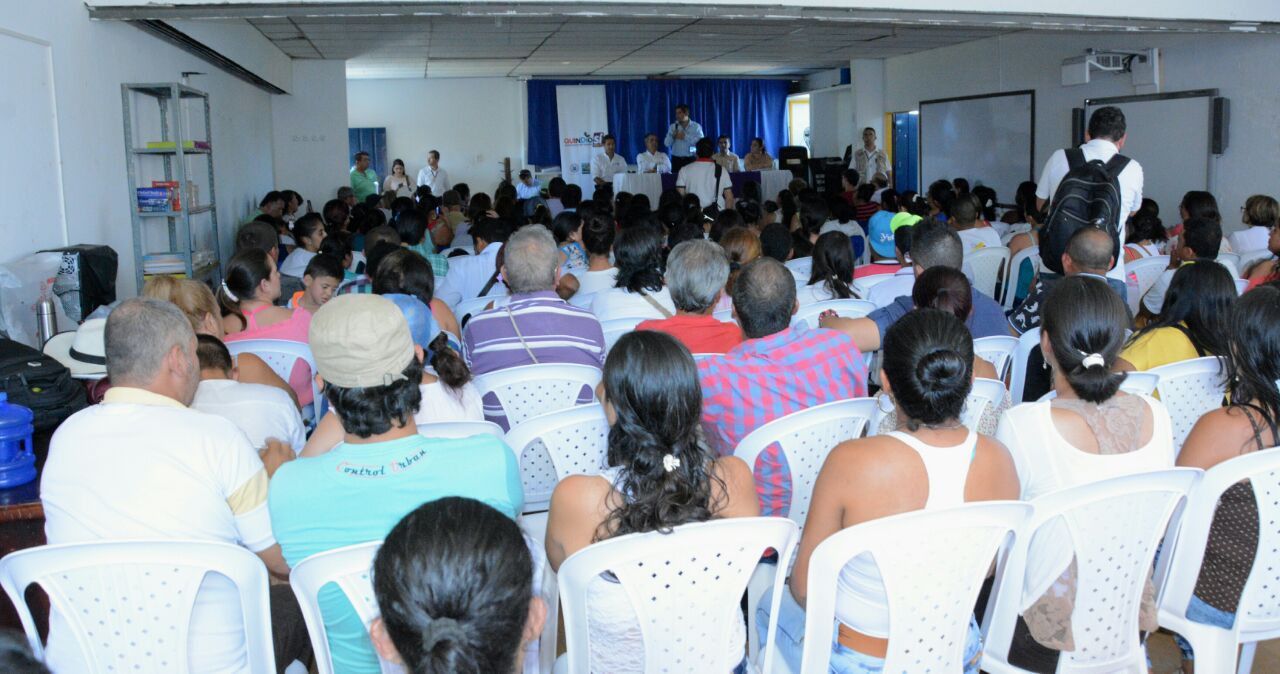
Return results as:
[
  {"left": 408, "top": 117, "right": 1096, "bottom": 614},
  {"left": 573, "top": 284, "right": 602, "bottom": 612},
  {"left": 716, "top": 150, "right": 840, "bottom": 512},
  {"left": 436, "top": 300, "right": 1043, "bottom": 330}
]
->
[
  {"left": 1126, "top": 255, "right": 1171, "bottom": 316},
  {"left": 1008, "top": 327, "right": 1041, "bottom": 404},
  {"left": 795, "top": 502, "right": 1031, "bottom": 674},
  {"left": 600, "top": 316, "right": 649, "bottom": 353},
  {"left": 966, "top": 245, "right": 1011, "bottom": 300},
  {"left": 1039, "top": 371, "right": 1162, "bottom": 401},
  {"left": 851, "top": 272, "right": 892, "bottom": 299},
  {"left": 417, "top": 420, "right": 505, "bottom": 439},
  {"left": 504, "top": 403, "right": 610, "bottom": 513},
  {"left": 1217, "top": 252, "right": 1241, "bottom": 277},
  {"left": 1235, "top": 278, "right": 1250, "bottom": 295},
  {"left": 225, "top": 338, "right": 325, "bottom": 423},
  {"left": 287, "top": 541, "right": 395, "bottom": 674},
  {"left": 961, "top": 377, "right": 1008, "bottom": 432},
  {"left": 1237, "top": 248, "right": 1273, "bottom": 277},
  {"left": 1154, "top": 448, "right": 1280, "bottom": 674},
  {"left": 981, "top": 468, "right": 1201, "bottom": 674},
  {"left": 1150, "top": 356, "right": 1227, "bottom": 453},
  {"left": 712, "top": 306, "right": 735, "bottom": 323},
  {"left": 454, "top": 292, "right": 510, "bottom": 325},
  {"left": 974, "top": 335, "right": 1019, "bottom": 381},
  {"left": 1003, "top": 245, "right": 1040, "bottom": 310},
  {"left": 784, "top": 257, "right": 812, "bottom": 281},
  {"left": 472, "top": 363, "right": 602, "bottom": 428},
  {"left": 791, "top": 299, "right": 875, "bottom": 331},
  {"left": 557, "top": 517, "right": 799, "bottom": 674},
  {"left": 0, "top": 540, "right": 276, "bottom": 672}
]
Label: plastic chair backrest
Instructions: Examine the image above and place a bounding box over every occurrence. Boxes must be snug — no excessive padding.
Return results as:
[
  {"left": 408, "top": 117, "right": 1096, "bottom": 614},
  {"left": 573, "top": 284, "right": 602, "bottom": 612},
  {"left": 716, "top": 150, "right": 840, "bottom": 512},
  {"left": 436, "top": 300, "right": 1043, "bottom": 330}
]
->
[
  {"left": 1150, "top": 356, "right": 1226, "bottom": 452},
  {"left": 965, "top": 245, "right": 1011, "bottom": 300},
  {"left": 982, "top": 469, "right": 1200, "bottom": 673},
  {"left": 0, "top": 539, "right": 276, "bottom": 672},
  {"left": 960, "top": 377, "right": 1007, "bottom": 432},
  {"left": 454, "top": 292, "right": 510, "bottom": 325},
  {"left": 1218, "top": 252, "right": 1241, "bottom": 276},
  {"left": 1126, "top": 255, "right": 1171, "bottom": 316},
  {"left": 224, "top": 338, "right": 324, "bottom": 421},
  {"left": 1003, "top": 245, "right": 1040, "bottom": 310},
  {"left": 734, "top": 398, "right": 878, "bottom": 529},
  {"left": 973, "top": 335, "right": 1018, "bottom": 381},
  {"left": 851, "top": 272, "right": 892, "bottom": 299},
  {"left": 1235, "top": 278, "right": 1249, "bottom": 296},
  {"left": 712, "top": 307, "right": 735, "bottom": 323},
  {"left": 416, "top": 420, "right": 505, "bottom": 440},
  {"left": 504, "top": 404, "right": 610, "bottom": 513},
  {"left": 558, "top": 517, "right": 799, "bottom": 674},
  {"left": 287, "top": 541, "right": 394, "bottom": 674},
  {"left": 799, "top": 502, "right": 1031, "bottom": 674},
  {"left": 1237, "top": 248, "right": 1273, "bottom": 277},
  {"left": 1008, "top": 327, "right": 1041, "bottom": 404},
  {"left": 472, "top": 363, "right": 602, "bottom": 427},
  {"left": 600, "top": 316, "right": 649, "bottom": 354},
  {"left": 791, "top": 299, "right": 875, "bottom": 331}
]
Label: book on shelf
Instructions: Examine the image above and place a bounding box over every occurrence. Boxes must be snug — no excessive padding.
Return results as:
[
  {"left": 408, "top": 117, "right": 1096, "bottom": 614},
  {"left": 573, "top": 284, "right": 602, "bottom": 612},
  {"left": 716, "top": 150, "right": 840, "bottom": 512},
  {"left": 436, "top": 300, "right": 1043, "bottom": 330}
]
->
[
  {"left": 144, "top": 140, "right": 210, "bottom": 150},
  {"left": 136, "top": 187, "right": 171, "bottom": 212}
]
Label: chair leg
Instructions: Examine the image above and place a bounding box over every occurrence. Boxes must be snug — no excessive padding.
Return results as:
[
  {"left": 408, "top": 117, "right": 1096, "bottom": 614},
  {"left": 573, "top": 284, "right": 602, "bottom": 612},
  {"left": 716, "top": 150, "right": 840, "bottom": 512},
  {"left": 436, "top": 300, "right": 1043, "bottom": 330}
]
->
[
  {"left": 1237, "top": 640, "right": 1256, "bottom": 674},
  {"left": 1176, "top": 626, "right": 1239, "bottom": 674},
  {"left": 745, "top": 562, "right": 773, "bottom": 662}
]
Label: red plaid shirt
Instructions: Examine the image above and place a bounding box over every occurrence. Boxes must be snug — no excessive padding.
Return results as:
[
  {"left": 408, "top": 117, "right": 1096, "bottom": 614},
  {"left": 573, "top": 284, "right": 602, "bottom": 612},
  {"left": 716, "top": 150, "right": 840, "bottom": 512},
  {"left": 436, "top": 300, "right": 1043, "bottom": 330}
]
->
[{"left": 698, "top": 326, "right": 868, "bottom": 516}]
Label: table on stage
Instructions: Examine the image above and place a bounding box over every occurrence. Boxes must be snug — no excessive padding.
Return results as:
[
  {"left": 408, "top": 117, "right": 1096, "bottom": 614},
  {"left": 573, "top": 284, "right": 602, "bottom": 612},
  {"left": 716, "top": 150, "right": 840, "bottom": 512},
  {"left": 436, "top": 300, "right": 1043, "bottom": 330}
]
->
[{"left": 613, "top": 169, "right": 793, "bottom": 207}]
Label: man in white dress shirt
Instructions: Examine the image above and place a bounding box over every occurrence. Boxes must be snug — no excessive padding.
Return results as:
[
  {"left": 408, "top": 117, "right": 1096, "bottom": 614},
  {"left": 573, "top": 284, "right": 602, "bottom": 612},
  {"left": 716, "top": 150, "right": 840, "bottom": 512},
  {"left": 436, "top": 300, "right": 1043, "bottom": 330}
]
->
[
  {"left": 636, "top": 133, "right": 672, "bottom": 174},
  {"left": 416, "top": 150, "right": 450, "bottom": 196},
  {"left": 712, "top": 135, "right": 742, "bottom": 172},
  {"left": 436, "top": 217, "right": 513, "bottom": 309},
  {"left": 1034, "top": 105, "right": 1144, "bottom": 295},
  {"left": 849, "top": 127, "right": 890, "bottom": 186},
  {"left": 591, "top": 134, "right": 629, "bottom": 188}
]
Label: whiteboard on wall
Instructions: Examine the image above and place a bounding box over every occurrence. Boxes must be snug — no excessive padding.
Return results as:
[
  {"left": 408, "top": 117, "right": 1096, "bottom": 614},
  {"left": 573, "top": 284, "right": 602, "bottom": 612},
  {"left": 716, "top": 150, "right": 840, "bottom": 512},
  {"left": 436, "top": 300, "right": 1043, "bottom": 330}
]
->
[
  {"left": 919, "top": 90, "right": 1034, "bottom": 204},
  {"left": 1085, "top": 91, "right": 1214, "bottom": 219}
]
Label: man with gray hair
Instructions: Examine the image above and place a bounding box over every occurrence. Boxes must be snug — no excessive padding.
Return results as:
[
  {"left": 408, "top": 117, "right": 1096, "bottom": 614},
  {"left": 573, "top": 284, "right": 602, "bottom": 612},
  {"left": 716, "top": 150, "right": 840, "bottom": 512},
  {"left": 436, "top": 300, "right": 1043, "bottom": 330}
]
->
[
  {"left": 462, "top": 225, "right": 605, "bottom": 428},
  {"left": 636, "top": 239, "right": 743, "bottom": 353},
  {"left": 40, "top": 297, "right": 307, "bottom": 674}
]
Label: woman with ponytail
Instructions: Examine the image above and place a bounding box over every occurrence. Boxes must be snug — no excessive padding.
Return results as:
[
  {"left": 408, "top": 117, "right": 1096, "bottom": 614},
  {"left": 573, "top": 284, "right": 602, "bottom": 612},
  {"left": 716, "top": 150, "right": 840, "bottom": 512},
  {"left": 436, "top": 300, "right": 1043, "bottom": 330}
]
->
[
  {"left": 799, "top": 230, "right": 855, "bottom": 303},
  {"left": 544, "top": 330, "right": 759, "bottom": 674},
  {"left": 994, "top": 275, "right": 1174, "bottom": 671},
  {"left": 761, "top": 308, "right": 1017, "bottom": 673}
]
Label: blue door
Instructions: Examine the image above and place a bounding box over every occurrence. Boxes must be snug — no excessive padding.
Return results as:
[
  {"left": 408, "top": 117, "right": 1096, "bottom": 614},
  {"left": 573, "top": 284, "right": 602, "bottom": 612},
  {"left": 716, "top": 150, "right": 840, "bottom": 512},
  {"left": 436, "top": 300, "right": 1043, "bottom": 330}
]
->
[
  {"left": 348, "top": 128, "right": 388, "bottom": 184},
  {"left": 892, "top": 112, "right": 919, "bottom": 193}
]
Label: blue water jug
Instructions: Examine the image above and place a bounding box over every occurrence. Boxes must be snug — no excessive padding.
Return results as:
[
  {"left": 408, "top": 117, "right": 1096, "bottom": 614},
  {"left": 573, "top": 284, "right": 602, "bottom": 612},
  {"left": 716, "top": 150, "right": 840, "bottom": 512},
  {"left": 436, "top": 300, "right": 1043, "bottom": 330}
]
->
[{"left": 0, "top": 393, "right": 36, "bottom": 489}]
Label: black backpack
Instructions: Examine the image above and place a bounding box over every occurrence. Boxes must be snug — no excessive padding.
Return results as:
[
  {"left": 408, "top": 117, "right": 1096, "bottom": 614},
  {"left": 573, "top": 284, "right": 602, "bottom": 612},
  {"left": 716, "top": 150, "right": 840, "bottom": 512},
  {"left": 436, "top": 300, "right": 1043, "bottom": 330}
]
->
[
  {"left": 0, "top": 338, "right": 88, "bottom": 431},
  {"left": 1039, "top": 148, "right": 1130, "bottom": 275}
]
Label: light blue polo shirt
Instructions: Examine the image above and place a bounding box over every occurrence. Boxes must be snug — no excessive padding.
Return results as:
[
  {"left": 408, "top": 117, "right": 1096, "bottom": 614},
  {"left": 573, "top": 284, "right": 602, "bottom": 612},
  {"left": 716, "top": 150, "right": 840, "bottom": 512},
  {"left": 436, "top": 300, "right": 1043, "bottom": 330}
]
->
[{"left": 269, "top": 432, "right": 523, "bottom": 674}]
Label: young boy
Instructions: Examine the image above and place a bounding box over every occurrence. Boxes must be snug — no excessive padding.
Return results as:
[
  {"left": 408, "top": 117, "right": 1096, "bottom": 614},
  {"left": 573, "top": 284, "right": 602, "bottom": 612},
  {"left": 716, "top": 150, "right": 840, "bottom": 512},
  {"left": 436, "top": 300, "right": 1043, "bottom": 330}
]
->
[
  {"left": 291, "top": 253, "right": 344, "bottom": 314},
  {"left": 190, "top": 335, "right": 306, "bottom": 454}
]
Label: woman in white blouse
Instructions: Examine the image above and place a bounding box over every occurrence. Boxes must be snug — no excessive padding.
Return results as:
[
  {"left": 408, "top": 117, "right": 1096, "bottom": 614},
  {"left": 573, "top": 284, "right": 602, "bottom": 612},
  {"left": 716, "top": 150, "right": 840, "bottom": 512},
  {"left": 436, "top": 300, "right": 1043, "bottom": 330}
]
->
[
  {"left": 995, "top": 275, "right": 1174, "bottom": 671},
  {"left": 590, "top": 225, "right": 676, "bottom": 321},
  {"left": 383, "top": 158, "right": 416, "bottom": 197}
]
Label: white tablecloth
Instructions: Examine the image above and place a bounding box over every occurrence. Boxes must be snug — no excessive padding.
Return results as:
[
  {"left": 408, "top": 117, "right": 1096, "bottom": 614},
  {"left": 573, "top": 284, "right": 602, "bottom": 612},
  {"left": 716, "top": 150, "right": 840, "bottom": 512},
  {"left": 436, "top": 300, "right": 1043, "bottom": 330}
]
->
[
  {"left": 759, "top": 169, "right": 794, "bottom": 203},
  {"left": 613, "top": 172, "right": 664, "bottom": 205}
]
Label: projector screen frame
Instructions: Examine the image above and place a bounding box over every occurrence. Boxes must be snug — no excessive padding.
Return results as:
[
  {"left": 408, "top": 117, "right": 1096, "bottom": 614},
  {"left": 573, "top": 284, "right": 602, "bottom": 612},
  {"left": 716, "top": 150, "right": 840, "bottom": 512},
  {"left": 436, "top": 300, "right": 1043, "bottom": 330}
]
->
[{"left": 917, "top": 89, "right": 1036, "bottom": 203}]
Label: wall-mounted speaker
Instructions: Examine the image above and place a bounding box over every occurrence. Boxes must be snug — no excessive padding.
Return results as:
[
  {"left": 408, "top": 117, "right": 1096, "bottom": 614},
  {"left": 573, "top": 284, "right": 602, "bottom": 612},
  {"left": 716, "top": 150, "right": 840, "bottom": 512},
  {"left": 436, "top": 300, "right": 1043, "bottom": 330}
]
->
[
  {"left": 1211, "top": 97, "right": 1229, "bottom": 155},
  {"left": 1071, "top": 108, "right": 1086, "bottom": 147}
]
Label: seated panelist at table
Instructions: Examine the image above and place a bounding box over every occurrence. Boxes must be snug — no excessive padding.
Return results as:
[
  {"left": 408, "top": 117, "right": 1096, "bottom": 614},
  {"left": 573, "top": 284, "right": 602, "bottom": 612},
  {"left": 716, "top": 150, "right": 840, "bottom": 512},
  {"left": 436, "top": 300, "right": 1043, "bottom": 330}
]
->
[
  {"left": 742, "top": 137, "right": 774, "bottom": 172},
  {"left": 591, "top": 134, "right": 629, "bottom": 186},
  {"left": 636, "top": 133, "right": 672, "bottom": 174},
  {"left": 712, "top": 135, "right": 742, "bottom": 173}
]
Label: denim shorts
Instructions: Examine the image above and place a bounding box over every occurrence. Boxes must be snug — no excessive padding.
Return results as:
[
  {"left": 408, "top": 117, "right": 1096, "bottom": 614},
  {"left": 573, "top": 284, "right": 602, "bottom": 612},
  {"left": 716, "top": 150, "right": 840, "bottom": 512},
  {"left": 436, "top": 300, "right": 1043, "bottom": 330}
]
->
[
  {"left": 756, "top": 584, "right": 983, "bottom": 673},
  {"left": 1174, "top": 595, "right": 1237, "bottom": 660}
]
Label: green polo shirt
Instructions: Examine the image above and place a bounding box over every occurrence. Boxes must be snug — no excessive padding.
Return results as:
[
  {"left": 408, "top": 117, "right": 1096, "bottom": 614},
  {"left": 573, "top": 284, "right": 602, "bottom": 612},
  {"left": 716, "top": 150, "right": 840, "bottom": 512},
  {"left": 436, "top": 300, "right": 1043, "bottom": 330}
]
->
[{"left": 350, "top": 167, "right": 378, "bottom": 201}]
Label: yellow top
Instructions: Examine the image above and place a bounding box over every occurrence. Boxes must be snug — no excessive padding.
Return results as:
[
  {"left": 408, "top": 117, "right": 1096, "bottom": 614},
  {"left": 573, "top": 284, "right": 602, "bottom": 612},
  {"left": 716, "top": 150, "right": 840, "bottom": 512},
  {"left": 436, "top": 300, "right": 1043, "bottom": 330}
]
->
[{"left": 1120, "top": 325, "right": 1201, "bottom": 371}]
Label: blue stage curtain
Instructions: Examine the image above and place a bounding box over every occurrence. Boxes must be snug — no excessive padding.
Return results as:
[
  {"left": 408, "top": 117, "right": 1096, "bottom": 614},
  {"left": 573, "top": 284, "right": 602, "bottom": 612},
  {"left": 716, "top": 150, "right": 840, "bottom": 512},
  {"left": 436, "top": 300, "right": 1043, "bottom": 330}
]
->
[{"left": 527, "top": 79, "right": 790, "bottom": 168}]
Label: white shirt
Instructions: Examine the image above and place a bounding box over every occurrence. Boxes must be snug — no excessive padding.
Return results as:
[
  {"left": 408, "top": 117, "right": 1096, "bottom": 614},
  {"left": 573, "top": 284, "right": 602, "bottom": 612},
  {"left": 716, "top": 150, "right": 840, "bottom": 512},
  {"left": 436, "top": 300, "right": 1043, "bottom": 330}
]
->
[
  {"left": 416, "top": 166, "right": 450, "bottom": 196},
  {"left": 277, "top": 248, "right": 315, "bottom": 278},
  {"left": 1230, "top": 225, "right": 1271, "bottom": 253},
  {"left": 636, "top": 150, "right": 672, "bottom": 174},
  {"left": 41, "top": 387, "right": 274, "bottom": 674},
  {"left": 712, "top": 151, "right": 741, "bottom": 172},
  {"left": 956, "top": 226, "right": 1004, "bottom": 253},
  {"left": 436, "top": 242, "right": 503, "bottom": 309},
  {"left": 1035, "top": 138, "right": 1144, "bottom": 282},
  {"left": 416, "top": 381, "right": 484, "bottom": 424},
  {"left": 851, "top": 147, "right": 890, "bottom": 183},
  {"left": 193, "top": 379, "right": 306, "bottom": 453},
  {"left": 675, "top": 160, "right": 733, "bottom": 209},
  {"left": 590, "top": 286, "right": 677, "bottom": 322},
  {"left": 591, "top": 152, "right": 629, "bottom": 184},
  {"left": 515, "top": 180, "right": 542, "bottom": 200},
  {"left": 866, "top": 267, "right": 916, "bottom": 309}
]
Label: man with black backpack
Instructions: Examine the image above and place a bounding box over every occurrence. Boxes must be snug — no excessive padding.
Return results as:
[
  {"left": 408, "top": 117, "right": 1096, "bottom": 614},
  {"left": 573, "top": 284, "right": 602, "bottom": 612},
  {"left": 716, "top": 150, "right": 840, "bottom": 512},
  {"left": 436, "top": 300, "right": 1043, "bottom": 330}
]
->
[{"left": 1034, "top": 106, "right": 1144, "bottom": 300}]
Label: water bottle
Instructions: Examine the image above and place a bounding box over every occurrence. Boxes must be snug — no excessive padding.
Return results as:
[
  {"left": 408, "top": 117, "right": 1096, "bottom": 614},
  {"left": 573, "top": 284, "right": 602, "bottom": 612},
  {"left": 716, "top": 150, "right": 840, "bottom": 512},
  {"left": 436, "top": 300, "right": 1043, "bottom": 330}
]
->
[
  {"left": 35, "top": 278, "right": 57, "bottom": 347},
  {"left": 0, "top": 393, "right": 36, "bottom": 489}
]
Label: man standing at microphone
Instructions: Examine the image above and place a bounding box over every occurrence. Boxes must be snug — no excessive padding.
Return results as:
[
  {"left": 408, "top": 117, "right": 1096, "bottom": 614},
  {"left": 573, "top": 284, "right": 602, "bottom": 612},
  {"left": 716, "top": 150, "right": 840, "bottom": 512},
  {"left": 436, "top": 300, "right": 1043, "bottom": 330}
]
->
[{"left": 665, "top": 103, "right": 704, "bottom": 174}]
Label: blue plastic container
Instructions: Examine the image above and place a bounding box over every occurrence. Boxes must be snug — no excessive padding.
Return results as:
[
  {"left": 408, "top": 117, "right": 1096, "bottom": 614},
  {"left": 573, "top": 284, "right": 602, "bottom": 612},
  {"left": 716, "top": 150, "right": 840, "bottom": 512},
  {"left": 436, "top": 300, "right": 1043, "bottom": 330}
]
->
[{"left": 0, "top": 393, "right": 36, "bottom": 489}]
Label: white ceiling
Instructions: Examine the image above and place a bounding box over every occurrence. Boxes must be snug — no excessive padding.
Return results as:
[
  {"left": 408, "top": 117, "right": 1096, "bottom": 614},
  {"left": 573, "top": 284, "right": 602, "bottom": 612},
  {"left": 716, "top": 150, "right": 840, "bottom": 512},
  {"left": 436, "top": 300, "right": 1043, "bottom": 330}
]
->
[{"left": 246, "top": 15, "right": 1016, "bottom": 79}]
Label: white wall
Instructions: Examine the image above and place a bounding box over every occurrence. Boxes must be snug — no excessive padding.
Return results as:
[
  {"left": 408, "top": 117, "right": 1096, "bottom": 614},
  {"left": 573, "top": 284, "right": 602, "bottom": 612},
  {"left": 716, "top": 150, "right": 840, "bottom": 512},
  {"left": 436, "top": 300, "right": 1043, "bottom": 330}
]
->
[
  {"left": 347, "top": 77, "right": 526, "bottom": 196},
  {"left": 271, "top": 60, "right": 349, "bottom": 207},
  {"left": 808, "top": 86, "right": 853, "bottom": 158},
  {"left": 0, "top": 0, "right": 280, "bottom": 297},
  {"left": 884, "top": 31, "right": 1280, "bottom": 233},
  {"left": 168, "top": 18, "right": 292, "bottom": 93}
]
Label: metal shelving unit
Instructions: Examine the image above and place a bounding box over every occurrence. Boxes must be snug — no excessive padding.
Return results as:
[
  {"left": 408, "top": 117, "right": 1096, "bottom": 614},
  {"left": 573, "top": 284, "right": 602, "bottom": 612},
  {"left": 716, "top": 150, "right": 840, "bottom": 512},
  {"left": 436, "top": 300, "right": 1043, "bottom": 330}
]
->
[{"left": 121, "top": 82, "right": 221, "bottom": 293}]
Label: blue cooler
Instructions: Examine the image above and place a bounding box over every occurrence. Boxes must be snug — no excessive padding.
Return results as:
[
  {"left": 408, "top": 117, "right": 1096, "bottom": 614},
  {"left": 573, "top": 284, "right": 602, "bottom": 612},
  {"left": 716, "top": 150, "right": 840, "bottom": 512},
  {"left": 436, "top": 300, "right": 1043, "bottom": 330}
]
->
[{"left": 0, "top": 393, "right": 36, "bottom": 489}]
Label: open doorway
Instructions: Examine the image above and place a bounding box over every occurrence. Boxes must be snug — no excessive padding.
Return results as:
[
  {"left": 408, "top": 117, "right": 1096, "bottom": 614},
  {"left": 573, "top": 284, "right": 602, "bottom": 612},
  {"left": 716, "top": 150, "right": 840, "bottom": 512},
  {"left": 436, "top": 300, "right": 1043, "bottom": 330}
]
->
[{"left": 787, "top": 94, "right": 811, "bottom": 150}]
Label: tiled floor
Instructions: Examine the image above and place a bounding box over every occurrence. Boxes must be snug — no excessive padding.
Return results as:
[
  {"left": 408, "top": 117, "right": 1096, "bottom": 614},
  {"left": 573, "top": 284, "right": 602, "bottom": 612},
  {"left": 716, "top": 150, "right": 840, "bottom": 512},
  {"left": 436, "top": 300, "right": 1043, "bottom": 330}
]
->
[{"left": 1146, "top": 632, "right": 1280, "bottom": 673}]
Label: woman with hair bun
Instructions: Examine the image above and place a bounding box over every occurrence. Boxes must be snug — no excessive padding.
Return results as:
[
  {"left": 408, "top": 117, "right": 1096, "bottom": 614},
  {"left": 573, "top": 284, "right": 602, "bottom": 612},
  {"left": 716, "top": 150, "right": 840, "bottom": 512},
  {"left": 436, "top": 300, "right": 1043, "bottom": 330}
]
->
[
  {"left": 761, "top": 308, "right": 1018, "bottom": 673},
  {"left": 370, "top": 497, "right": 545, "bottom": 674},
  {"left": 994, "top": 275, "right": 1174, "bottom": 671},
  {"left": 544, "top": 330, "right": 759, "bottom": 674}
]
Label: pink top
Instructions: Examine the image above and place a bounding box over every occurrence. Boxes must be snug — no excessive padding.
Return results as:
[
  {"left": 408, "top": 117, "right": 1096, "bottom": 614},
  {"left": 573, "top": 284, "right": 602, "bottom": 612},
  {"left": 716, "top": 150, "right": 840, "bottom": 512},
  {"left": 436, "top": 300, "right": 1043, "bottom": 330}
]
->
[{"left": 224, "top": 305, "right": 315, "bottom": 405}]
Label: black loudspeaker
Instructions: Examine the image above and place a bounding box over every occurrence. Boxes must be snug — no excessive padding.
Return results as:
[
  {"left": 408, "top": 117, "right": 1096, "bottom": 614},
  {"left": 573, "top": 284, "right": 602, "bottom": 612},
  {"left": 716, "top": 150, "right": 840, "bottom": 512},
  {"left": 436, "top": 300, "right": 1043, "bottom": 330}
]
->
[
  {"left": 1071, "top": 108, "right": 1086, "bottom": 146},
  {"left": 1212, "top": 97, "right": 1229, "bottom": 155}
]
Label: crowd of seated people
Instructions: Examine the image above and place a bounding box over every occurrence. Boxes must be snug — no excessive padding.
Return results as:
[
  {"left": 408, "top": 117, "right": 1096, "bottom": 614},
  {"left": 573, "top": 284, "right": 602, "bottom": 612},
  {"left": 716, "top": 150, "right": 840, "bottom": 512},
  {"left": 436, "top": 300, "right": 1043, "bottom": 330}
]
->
[{"left": 24, "top": 169, "right": 1280, "bottom": 674}]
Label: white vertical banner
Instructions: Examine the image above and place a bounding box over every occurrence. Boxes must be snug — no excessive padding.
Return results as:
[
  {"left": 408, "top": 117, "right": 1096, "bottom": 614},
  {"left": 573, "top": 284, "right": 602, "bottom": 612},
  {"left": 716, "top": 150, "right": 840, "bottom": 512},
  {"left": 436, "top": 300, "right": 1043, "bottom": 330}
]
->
[{"left": 556, "top": 85, "right": 608, "bottom": 193}]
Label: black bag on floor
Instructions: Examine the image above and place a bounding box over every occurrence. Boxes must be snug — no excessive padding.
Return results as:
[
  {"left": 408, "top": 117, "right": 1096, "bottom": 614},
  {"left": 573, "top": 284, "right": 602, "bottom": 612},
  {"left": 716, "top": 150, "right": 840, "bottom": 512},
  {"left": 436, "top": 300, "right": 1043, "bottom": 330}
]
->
[{"left": 0, "top": 338, "right": 88, "bottom": 431}]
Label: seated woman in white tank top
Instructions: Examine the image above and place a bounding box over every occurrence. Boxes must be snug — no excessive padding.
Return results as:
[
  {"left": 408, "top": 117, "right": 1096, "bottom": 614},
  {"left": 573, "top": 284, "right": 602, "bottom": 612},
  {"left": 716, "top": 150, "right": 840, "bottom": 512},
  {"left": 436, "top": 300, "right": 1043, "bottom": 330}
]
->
[
  {"left": 544, "top": 331, "right": 759, "bottom": 674},
  {"left": 995, "top": 275, "right": 1174, "bottom": 673},
  {"left": 759, "top": 308, "right": 1019, "bottom": 674}
]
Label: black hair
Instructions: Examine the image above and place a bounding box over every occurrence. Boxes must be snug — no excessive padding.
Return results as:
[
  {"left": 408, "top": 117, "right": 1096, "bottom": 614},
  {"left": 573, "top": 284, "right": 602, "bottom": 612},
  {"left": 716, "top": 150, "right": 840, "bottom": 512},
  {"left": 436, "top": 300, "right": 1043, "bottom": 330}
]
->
[
  {"left": 674, "top": 103, "right": 690, "bottom": 114},
  {"left": 927, "top": 179, "right": 955, "bottom": 216},
  {"left": 952, "top": 177, "right": 971, "bottom": 195},
  {"left": 1129, "top": 261, "right": 1234, "bottom": 358},
  {"left": 373, "top": 496, "right": 532, "bottom": 674},
  {"left": 289, "top": 213, "right": 326, "bottom": 251},
  {"left": 365, "top": 241, "right": 403, "bottom": 281},
  {"left": 1223, "top": 285, "right": 1280, "bottom": 452},
  {"left": 735, "top": 200, "right": 762, "bottom": 227},
  {"left": 259, "top": 191, "right": 284, "bottom": 209},
  {"left": 710, "top": 209, "right": 744, "bottom": 243},
  {"left": 555, "top": 182, "right": 580, "bottom": 208},
  {"left": 353, "top": 151, "right": 370, "bottom": 162},
  {"left": 797, "top": 197, "right": 829, "bottom": 237},
  {"left": 913, "top": 266, "right": 972, "bottom": 321},
  {"left": 855, "top": 183, "right": 877, "bottom": 204},
  {"left": 741, "top": 180, "right": 762, "bottom": 204},
  {"left": 879, "top": 189, "right": 900, "bottom": 213},
  {"left": 375, "top": 248, "right": 436, "bottom": 306},
  {"left": 235, "top": 221, "right": 279, "bottom": 255},
  {"left": 550, "top": 211, "right": 582, "bottom": 246},
  {"left": 428, "top": 331, "right": 472, "bottom": 391},
  {"left": 196, "top": 333, "right": 233, "bottom": 373},
  {"left": 0, "top": 630, "right": 49, "bottom": 674},
  {"left": 304, "top": 253, "right": 346, "bottom": 283},
  {"left": 395, "top": 208, "right": 430, "bottom": 247},
  {"left": 760, "top": 222, "right": 792, "bottom": 262},
  {"left": 1182, "top": 216, "right": 1223, "bottom": 259},
  {"left": 465, "top": 193, "right": 493, "bottom": 223},
  {"left": 1042, "top": 275, "right": 1129, "bottom": 403},
  {"left": 323, "top": 199, "right": 350, "bottom": 230},
  {"left": 325, "top": 356, "right": 423, "bottom": 438},
  {"left": 453, "top": 182, "right": 471, "bottom": 202},
  {"left": 613, "top": 225, "right": 665, "bottom": 293},
  {"left": 219, "top": 248, "right": 274, "bottom": 324},
  {"left": 600, "top": 331, "right": 725, "bottom": 539},
  {"left": 1125, "top": 211, "right": 1167, "bottom": 245},
  {"left": 830, "top": 198, "right": 856, "bottom": 225},
  {"left": 1180, "top": 190, "right": 1221, "bottom": 225},
  {"left": 581, "top": 210, "right": 616, "bottom": 257},
  {"left": 842, "top": 168, "right": 859, "bottom": 188},
  {"left": 694, "top": 137, "right": 714, "bottom": 159},
  {"left": 471, "top": 216, "right": 513, "bottom": 247},
  {"left": 319, "top": 231, "right": 353, "bottom": 262},
  {"left": 808, "top": 231, "right": 854, "bottom": 299},
  {"left": 882, "top": 308, "right": 974, "bottom": 430},
  {"left": 971, "top": 186, "right": 998, "bottom": 221},
  {"left": 1014, "top": 181, "right": 1040, "bottom": 223},
  {"left": 732, "top": 258, "right": 796, "bottom": 339},
  {"left": 950, "top": 194, "right": 979, "bottom": 226},
  {"left": 894, "top": 225, "right": 914, "bottom": 258},
  {"left": 1087, "top": 106, "right": 1127, "bottom": 141}
]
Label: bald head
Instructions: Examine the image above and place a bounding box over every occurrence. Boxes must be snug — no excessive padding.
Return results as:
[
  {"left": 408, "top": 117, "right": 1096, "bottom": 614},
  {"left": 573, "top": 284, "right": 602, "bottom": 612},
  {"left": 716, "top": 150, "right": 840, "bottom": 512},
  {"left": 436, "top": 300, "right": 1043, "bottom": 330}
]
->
[
  {"left": 1064, "top": 226, "right": 1114, "bottom": 275},
  {"left": 731, "top": 257, "right": 797, "bottom": 339}
]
